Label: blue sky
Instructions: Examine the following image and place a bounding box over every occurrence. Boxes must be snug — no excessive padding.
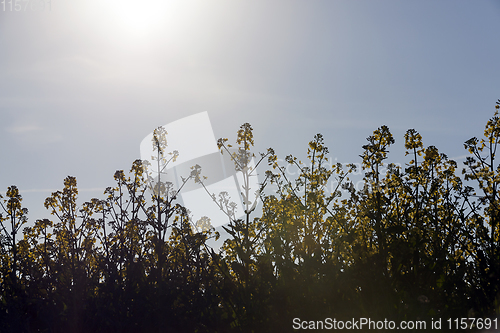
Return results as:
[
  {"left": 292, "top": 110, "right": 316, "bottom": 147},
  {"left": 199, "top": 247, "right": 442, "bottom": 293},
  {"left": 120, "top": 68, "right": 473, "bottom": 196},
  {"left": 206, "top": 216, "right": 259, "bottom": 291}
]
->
[{"left": 1, "top": 0, "right": 500, "bottom": 222}]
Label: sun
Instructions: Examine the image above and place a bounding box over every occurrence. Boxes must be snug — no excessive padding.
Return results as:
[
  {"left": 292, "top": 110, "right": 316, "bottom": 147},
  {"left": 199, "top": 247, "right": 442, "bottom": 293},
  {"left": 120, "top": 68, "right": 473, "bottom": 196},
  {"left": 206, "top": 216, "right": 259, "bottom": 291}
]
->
[
  {"left": 102, "top": 0, "right": 199, "bottom": 41},
  {"left": 109, "top": 0, "right": 167, "bottom": 38},
  {"left": 117, "top": 4, "right": 157, "bottom": 35}
]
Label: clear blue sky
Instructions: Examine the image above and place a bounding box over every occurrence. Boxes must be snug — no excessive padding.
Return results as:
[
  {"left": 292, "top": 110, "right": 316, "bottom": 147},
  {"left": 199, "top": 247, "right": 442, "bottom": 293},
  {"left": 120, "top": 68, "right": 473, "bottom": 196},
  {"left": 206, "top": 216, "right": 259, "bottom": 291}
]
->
[{"left": 1, "top": 0, "right": 499, "bottom": 222}]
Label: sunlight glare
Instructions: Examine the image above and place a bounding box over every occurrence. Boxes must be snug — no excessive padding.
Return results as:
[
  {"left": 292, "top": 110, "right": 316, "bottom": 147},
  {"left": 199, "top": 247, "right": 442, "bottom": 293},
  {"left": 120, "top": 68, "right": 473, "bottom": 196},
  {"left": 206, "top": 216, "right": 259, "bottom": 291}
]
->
[{"left": 104, "top": 0, "right": 198, "bottom": 41}]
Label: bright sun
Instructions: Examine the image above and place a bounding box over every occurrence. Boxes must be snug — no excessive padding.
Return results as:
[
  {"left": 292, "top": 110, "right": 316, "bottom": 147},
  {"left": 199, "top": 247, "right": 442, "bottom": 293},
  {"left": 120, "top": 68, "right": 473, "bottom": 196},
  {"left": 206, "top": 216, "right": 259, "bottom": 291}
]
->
[{"left": 103, "top": 0, "right": 198, "bottom": 41}]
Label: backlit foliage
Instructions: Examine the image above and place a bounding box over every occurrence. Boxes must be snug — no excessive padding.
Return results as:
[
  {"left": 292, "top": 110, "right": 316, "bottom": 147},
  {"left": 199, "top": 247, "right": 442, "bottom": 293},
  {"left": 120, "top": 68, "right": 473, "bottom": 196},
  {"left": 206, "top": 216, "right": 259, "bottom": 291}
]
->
[{"left": 1, "top": 102, "right": 500, "bottom": 332}]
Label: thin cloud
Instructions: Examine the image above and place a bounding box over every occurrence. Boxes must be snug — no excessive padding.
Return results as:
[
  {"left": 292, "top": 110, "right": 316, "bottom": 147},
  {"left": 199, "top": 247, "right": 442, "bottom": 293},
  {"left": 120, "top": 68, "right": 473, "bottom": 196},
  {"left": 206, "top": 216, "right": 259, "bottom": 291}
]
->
[
  {"left": 6, "top": 124, "right": 64, "bottom": 145},
  {"left": 7, "top": 124, "right": 42, "bottom": 134},
  {"left": 450, "top": 154, "right": 470, "bottom": 161},
  {"left": 0, "top": 188, "right": 106, "bottom": 196}
]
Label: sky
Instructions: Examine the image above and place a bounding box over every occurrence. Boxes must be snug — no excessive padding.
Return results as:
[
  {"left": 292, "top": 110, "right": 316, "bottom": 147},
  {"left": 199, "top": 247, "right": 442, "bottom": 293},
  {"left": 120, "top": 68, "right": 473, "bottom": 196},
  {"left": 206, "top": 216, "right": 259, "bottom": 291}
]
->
[{"left": 1, "top": 0, "right": 500, "bottom": 225}]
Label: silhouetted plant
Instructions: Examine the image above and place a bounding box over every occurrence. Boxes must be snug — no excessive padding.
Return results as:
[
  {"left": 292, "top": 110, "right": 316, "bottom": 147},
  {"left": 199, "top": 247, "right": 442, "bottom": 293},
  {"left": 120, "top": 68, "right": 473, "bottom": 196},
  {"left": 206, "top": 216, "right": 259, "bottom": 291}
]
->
[{"left": 2, "top": 101, "right": 500, "bottom": 332}]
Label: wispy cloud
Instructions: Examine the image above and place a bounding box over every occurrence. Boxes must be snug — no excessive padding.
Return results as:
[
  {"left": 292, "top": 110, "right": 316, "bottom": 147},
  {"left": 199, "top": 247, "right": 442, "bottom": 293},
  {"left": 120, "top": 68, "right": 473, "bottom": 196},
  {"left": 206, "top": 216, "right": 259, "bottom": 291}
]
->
[
  {"left": 0, "top": 188, "right": 106, "bottom": 196},
  {"left": 6, "top": 123, "right": 63, "bottom": 145},
  {"left": 7, "top": 124, "right": 42, "bottom": 134},
  {"left": 450, "top": 154, "right": 470, "bottom": 161}
]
